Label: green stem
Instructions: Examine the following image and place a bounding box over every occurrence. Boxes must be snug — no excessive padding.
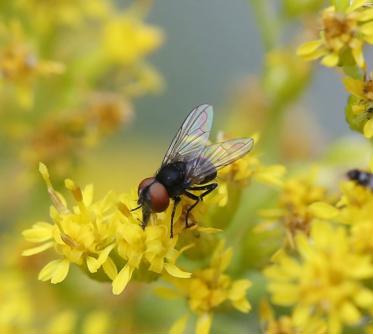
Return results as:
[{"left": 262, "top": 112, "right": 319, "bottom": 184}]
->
[{"left": 248, "top": 0, "right": 278, "bottom": 51}]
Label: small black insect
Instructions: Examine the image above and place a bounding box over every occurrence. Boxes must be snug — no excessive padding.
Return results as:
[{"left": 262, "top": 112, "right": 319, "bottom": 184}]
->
[
  {"left": 347, "top": 169, "right": 373, "bottom": 190},
  {"left": 133, "top": 104, "right": 254, "bottom": 237}
]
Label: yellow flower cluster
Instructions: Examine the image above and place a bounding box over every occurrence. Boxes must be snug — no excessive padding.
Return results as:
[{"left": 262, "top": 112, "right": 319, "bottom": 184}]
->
[
  {"left": 0, "top": 268, "right": 111, "bottom": 334},
  {"left": 297, "top": 0, "right": 373, "bottom": 68},
  {"left": 22, "top": 161, "right": 257, "bottom": 334},
  {"left": 0, "top": 21, "right": 64, "bottom": 108},
  {"left": 344, "top": 74, "right": 373, "bottom": 138},
  {"left": 260, "top": 299, "right": 326, "bottom": 334},
  {"left": 264, "top": 162, "right": 373, "bottom": 334},
  {"left": 164, "top": 241, "right": 251, "bottom": 334},
  {"left": 258, "top": 169, "right": 332, "bottom": 247},
  {"left": 19, "top": 93, "right": 133, "bottom": 179},
  {"left": 22, "top": 164, "right": 191, "bottom": 295}
]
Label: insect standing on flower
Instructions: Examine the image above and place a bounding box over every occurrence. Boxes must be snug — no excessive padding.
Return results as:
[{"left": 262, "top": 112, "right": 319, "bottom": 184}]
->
[
  {"left": 347, "top": 169, "right": 373, "bottom": 190},
  {"left": 133, "top": 104, "right": 254, "bottom": 237}
]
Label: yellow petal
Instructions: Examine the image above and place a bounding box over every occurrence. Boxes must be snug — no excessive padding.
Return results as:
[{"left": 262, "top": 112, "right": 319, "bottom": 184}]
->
[
  {"left": 358, "top": 7, "right": 373, "bottom": 21},
  {"left": 340, "top": 301, "right": 361, "bottom": 325},
  {"left": 308, "top": 202, "right": 339, "bottom": 219},
  {"left": 321, "top": 53, "right": 339, "bottom": 67},
  {"left": 360, "top": 22, "right": 373, "bottom": 37},
  {"left": 97, "top": 244, "right": 115, "bottom": 266},
  {"left": 87, "top": 256, "right": 99, "bottom": 273},
  {"left": 342, "top": 77, "right": 365, "bottom": 97},
  {"left": 164, "top": 263, "right": 191, "bottom": 278},
  {"left": 169, "top": 314, "right": 188, "bottom": 334},
  {"left": 231, "top": 298, "right": 251, "bottom": 313},
  {"left": 112, "top": 265, "right": 133, "bottom": 295},
  {"left": 229, "top": 279, "right": 252, "bottom": 301},
  {"left": 38, "top": 260, "right": 60, "bottom": 282},
  {"left": 22, "top": 222, "right": 53, "bottom": 242},
  {"left": 348, "top": 0, "right": 367, "bottom": 12},
  {"left": 38, "top": 259, "right": 70, "bottom": 283},
  {"left": 363, "top": 118, "right": 373, "bottom": 138},
  {"left": 83, "top": 184, "right": 94, "bottom": 206},
  {"left": 22, "top": 241, "right": 54, "bottom": 256},
  {"left": 102, "top": 257, "right": 118, "bottom": 280},
  {"left": 296, "top": 40, "right": 322, "bottom": 57},
  {"left": 51, "top": 259, "right": 70, "bottom": 284},
  {"left": 196, "top": 313, "right": 212, "bottom": 334},
  {"left": 351, "top": 41, "right": 365, "bottom": 68},
  {"left": 354, "top": 288, "right": 373, "bottom": 307}
]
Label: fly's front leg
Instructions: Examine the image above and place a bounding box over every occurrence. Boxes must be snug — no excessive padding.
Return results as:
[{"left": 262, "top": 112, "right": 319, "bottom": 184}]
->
[
  {"left": 170, "top": 197, "right": 181, "bottom": 238},
  {"left": 183, "top": 183, "right": 218, "bottom": 228}
]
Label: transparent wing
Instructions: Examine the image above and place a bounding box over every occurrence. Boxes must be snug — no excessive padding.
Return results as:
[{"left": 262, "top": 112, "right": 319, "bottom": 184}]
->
[
  {"left": 186, "top": 138, "right": 254, "bottom": 184},
  {"left": 162, "top": 104, "right": 213, "bottom": 166}
]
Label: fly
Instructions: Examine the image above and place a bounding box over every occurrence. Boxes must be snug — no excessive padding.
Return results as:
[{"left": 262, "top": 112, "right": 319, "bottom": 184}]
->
[{"left": 133, "top": 104, "right": 254, "bottom": 237}]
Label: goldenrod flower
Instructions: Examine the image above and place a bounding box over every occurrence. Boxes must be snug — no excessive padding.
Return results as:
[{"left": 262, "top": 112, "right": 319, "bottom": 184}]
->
[
  {"left": 297, "top": 1, "right": 373, "bottom": 67},
  {"left": 16, "top": 0, "right": 110, "bottom": 29},
  {"left": 22, "top": 164, "right": 191, "bottom": 294},
  {"left": 102, "top": 14, "right": 164, "bottom": 65},
  {"left": 162, "top": 241, "right": 251, "bottom": 334},
  {"left": 258, "top": 169, "right": 332, "bottom": 247},
  {"left": 0, "top": 21, "right": 64, "bottom": 108},
  {"left": 260, "top": 299, "right": 326, "bottom": 334},
  {"left": 344, "top": 74, "right": 373, "bottom": 138},
  {"left": 22, "top": 163, "right": 118, "bottom": 284},
  {"left": 0, "top": 270, "right": 33, "bottom": 333},
  {"left": 113, "top": 200, "right": 191, "bottom": 295},
  {"left": 264, "top": 221, "right": 373, "bottom": 334},
  {"left": 211, "top": 133, "right": 285, "bottom": 209}
]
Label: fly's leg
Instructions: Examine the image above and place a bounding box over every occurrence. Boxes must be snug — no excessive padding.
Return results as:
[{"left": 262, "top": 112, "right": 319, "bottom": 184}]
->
[
  {"left": 141, "top": 207, "right": 151, "bottom": 230},
  {"left": 170, "top": 197, "right": 181, "bottom": 238},
  {"left": 130, "top": 204, "right": 142, "bottom": 212},
  {"left": 183, "top": 183, "right": 218, "bottom": 228}
]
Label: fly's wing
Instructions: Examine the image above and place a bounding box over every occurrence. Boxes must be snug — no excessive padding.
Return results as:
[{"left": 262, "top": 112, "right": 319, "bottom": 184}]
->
[
  {"left": 161, "top": 104, "right": 213, "bottom": 166},
  {"left": 186, "top": 138, "right": 254, "bottom": 184}
]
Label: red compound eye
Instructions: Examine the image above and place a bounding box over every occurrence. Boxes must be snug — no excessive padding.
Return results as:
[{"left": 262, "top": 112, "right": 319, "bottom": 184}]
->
[
  {"left": 148, "top": 182, "right": 169, "bottom": 212},
  {"left": 138, "top": 177, "right": 155, "bottom": 196}
]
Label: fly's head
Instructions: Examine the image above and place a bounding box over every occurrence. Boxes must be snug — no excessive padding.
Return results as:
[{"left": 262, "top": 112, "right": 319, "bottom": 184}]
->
[{"left": 137, "top": 177, "right": 170, "bottom": 222}]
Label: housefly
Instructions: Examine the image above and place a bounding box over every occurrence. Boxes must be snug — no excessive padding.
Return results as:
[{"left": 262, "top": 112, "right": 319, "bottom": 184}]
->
[
  {"left": 133, "top": 104, "right": 254, "bottom": 237},
  {"left": 347, "top": 169, "right": 373, "bottom": 190}
]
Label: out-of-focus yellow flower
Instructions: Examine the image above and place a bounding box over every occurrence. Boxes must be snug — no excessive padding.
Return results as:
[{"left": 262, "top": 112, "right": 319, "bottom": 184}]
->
[
  {"left": 102, "top": 14, "right": 164, "bottom": 65},
  {"left": 258, "top": 169, "right": 333, "bottom": 247},
  {"left": 22, "top": 163, "right": 118, "bottom": 284},
  {"left": 20, "top": 94, "right": 132, "bottom": 178},
  {"left": 163, "top": 241, "right": 251, "bottom": 334},
  {"left": 81, "top": 310, "right": 111, "bottom": 334},
  {"left": 336, "top": 162, "right": 373, "bottom": 254},
  {"left": 297, "top": 1, "right": 373, "bottom": 68},
  {"left": 0, "top": 270, "right": 33, "bottom": 333},
  {"left": 264, "top": 49, "right": 311, "bottom": 105},
  {"left": 344, "top": 74, "right": 373, "bottom": 138},
  {"left": 16, "top": 0, "right": 110, "bottom": 29},
  {"left": 211, "top": 133, "right": 285, "bottom": 208},
  {"left": 260, "top": 299, "right": 327, "bottom": 334},
  {"left": 264, "top": 221, "right": 373, "bottom": 334},
  {"left": 0, "top": 21, "right": 64, "bottom": 108},
  {"left": 45, "top": 311, "right": 76, "bottom": 334}
]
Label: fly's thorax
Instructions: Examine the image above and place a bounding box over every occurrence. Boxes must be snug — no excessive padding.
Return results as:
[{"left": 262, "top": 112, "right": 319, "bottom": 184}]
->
[{"left": 156, "top": 161, "right": 187, "bottom": 197}]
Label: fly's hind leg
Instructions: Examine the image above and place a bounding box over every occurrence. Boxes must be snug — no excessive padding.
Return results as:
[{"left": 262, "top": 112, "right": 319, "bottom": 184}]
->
[
  {"left": 170, "top": 197, "right": 181, "bottom": 238},
  {"left": 183, "top": 183, "right": 218, "bottom": 228}
]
